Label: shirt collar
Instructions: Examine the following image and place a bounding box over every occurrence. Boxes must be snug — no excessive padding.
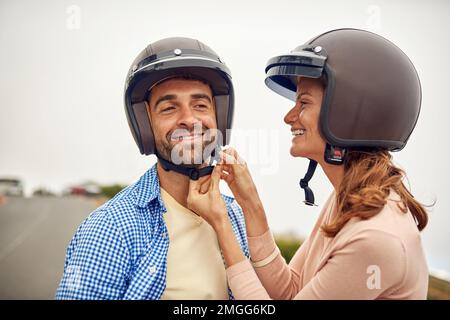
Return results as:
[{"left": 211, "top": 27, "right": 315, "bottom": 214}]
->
[
  {"left": 133, "top": 164, "right": 164, "bottom": 209},
  {"left": 221, "top": 194, "right": 235, "bottom": 206}
]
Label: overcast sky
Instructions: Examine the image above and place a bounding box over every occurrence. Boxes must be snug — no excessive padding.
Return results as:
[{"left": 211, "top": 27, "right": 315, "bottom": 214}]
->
[{"left": 1, "top": 0, "right": 449, "bottom": 277}]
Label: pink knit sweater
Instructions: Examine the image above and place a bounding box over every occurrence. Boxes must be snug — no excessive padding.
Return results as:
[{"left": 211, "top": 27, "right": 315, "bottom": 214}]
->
[{"left": 226, "top": 191, "right": 429, "bottom": 299}]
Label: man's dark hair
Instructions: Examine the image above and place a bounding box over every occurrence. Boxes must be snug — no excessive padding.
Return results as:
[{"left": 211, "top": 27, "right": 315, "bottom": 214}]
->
[{"left": 146, "top": 73, "right": 213, "bottom": 103}]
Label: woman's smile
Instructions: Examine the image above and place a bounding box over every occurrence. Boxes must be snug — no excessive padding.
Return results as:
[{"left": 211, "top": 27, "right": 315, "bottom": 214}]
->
[{"left": 291, "top": 128, "right": 306, "bottom": 141}]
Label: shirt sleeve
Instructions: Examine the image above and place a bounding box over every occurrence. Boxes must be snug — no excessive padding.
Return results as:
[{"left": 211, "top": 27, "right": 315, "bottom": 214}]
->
[
  {"left": 55, "top": 210, "right": 131, "bottom": 300},
  {"left": 227, "top": 229, "right": 407, "bottom": 300},
  {"left": 225, "top": 198, "right": 250, "bottom": 259}
]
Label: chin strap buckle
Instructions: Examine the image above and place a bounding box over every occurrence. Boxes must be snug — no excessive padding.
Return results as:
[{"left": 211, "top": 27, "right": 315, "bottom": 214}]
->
[{"left": 156, "top": 146, "right": 221, "bottom": 181}]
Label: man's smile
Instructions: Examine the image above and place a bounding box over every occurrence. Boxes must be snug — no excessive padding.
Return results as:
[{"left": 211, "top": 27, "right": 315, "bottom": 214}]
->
[{"left": 170, "top": 131, "right": 204, "bottom": 142}]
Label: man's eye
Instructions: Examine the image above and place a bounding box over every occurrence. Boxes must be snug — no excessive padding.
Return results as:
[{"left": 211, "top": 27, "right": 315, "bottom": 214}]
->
[
  {"left": 161, "top": 106, "right": 175, "bottom": 113},
  {"left": 194, "top": 104, "right": 208, "bottom": 109}
]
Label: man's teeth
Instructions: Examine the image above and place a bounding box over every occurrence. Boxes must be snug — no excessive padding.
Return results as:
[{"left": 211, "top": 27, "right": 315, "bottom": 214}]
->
[
  {"left": 172, "top": 133, "right": 203, "bottom": 141},
  {"left": 292, "top": 129, "right": 306, "bottom": 136}
]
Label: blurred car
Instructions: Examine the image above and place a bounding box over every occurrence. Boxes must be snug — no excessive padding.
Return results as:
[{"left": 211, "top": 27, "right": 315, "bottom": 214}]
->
[
  {"left": 63, "top": 182, "right": 101, "bottom": 197},
  {"left": 0, "top": 177, "right": 24, "bottom": 197},
  {"left": 32, "top": 187, "right": 56, "bottom": 197}
]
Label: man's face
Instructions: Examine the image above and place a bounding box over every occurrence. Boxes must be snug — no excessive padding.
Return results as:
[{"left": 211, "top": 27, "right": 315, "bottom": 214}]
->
[{"left": 147, "top": 78, "right": 218, "bottom": 167}]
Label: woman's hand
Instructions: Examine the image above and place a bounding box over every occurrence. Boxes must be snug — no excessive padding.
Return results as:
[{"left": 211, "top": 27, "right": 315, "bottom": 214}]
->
[
  {"left": 219, "top": 148, "right": 270, "bottom": 237},
  {"left": 219, "top": 148, "right": 259, "bottom": 207},
  {"left": 187, "top": 165, "right": 228, "bottom": 230}
]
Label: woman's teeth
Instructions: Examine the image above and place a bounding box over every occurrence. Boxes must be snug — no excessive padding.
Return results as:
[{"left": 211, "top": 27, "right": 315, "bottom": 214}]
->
[{"left": 292, "top": 129, "right": 306, "bottom": 136}]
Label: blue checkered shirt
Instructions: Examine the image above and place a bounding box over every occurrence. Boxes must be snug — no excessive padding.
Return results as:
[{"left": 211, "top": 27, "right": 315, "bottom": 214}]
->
[{"left": 55, "top": 164, "right": 249, "bottom": 300}]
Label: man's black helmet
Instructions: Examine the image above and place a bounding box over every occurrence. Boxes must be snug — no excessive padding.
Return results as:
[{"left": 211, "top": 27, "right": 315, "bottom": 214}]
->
[{"left": 124, "top": 37, "right": 235, "bottom": 155}]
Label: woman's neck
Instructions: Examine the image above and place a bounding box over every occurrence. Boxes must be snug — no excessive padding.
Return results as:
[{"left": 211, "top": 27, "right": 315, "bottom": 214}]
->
[{"left": 318, "top": 159, "right": 345, "bottom": 192}]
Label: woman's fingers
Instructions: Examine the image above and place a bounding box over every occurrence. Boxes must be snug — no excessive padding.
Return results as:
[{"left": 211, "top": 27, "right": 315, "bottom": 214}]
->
[
  {"left": 189, "top": 175, "right": 210, "bottom": 201},
  {"left": 209, "top": 165, "right": 222, "bottom": 192},
  {"left": 198, "top": 175, "right": 211, "bottom": 194},
  {"left": 187, "top": 178, "right": 199, "bottom": 211},
  {"left": 225, "top": 147, "right": 238, "bottom": 160},
  {"left": 189, "top": 167, "right": 223, "bottom": 196},
  {"left": 189, "top": 176, "right": 201, "bottom": 193},
  {"left": 219, "top": 151, "right": 237, "bottom": 165},
  {"left": 220, "top": 148, "right": 246, "bottom": 167},
  {"left": 221, "top": 173, "right": 233, "bottom": 185},
  {"left": 224, "top": 147, "right": 246, "bottom": 165},
  {"left": 220, "top": 170, "right": 229, "bottom": 179}
]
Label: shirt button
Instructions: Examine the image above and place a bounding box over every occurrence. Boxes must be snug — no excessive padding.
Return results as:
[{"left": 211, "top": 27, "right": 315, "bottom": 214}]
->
[
  {"left": 149, "top": 265, "right": 157, "bottom": 274},
  {"left": 162, "top": 232, "right": 167, "bottom": 238}
]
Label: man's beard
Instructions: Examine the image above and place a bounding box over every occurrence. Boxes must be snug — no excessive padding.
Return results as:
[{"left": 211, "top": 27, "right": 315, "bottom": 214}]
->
[{"left": 155, "top": 127, "right": 218, "bottom": 168}]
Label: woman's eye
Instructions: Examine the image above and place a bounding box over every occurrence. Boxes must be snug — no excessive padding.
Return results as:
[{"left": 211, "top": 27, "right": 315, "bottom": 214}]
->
[{"left": 300, "top": 101, "right": 310, "bottom": 108}]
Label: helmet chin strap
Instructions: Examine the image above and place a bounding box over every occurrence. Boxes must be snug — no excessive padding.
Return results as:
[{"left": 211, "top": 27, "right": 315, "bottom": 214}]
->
[
  {"left": 299, "top": 144, "right": 346, "bottom": 206},
  {"left": 156, "top": 146, "right": 221, "bottom": 181},
  {"left": 299, "top": 159, "right": 318, "bottom": 206}
]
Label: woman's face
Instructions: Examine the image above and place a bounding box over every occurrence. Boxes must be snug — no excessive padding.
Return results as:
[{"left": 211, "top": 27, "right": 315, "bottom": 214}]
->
[{"left": 283, "top": 77, "right": 326, "bottom": 161}]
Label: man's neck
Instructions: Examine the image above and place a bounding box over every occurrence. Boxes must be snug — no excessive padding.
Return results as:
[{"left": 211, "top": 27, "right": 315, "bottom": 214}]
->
[{"left": 157, "top": 161, "right": 209, "bottom": 208}]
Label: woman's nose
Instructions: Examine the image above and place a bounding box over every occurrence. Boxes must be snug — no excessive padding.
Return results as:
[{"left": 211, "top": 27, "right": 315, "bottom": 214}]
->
[{"left": 284, "top": 105, "right": 299, "bottom": 125}]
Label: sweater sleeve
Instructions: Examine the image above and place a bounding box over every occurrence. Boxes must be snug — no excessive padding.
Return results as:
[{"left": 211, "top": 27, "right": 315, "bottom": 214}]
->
[
  {"left": 246, "top": 229, "right": 309, "bottom": 299},
  {"left": 226, "top": 229, "right": 407, "bottom": 300}
]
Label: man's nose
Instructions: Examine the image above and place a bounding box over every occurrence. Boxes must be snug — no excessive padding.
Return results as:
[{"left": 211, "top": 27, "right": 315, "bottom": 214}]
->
[
  {"left": 284, "top": 105, "right": 299, "bottom": 125},
  {"left": 177, "top": 106, "right": 199, "bottom": 129}
]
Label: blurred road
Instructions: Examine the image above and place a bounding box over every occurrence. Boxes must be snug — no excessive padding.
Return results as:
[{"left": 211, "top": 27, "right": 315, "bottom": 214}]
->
[{"left": 0, "top": 196, "right": 100, "bottom": 299}]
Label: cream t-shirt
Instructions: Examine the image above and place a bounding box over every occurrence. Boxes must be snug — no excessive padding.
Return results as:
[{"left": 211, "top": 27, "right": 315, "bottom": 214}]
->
[{"left": 160, "top": 188, "right": 229, "bottom": 300}]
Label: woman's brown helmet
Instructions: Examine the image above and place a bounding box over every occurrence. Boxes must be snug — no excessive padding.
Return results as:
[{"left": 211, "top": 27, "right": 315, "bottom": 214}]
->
[{"left": 265, "top": 28, "right": 422, "bottom": 205}]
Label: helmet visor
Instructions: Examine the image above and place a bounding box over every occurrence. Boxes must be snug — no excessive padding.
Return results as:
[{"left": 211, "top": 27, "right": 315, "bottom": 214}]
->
[{"left": 265, "top": 46, "right": 327, "bottom": 101}]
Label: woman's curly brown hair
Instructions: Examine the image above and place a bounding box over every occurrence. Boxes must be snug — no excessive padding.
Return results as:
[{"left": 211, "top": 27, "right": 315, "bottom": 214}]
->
[{"left": 321, "top": 149, "right": 429, "bottom": 237}]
